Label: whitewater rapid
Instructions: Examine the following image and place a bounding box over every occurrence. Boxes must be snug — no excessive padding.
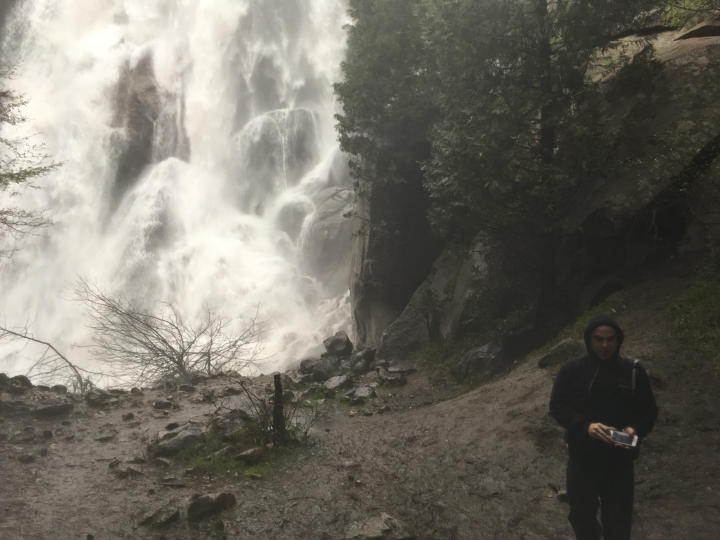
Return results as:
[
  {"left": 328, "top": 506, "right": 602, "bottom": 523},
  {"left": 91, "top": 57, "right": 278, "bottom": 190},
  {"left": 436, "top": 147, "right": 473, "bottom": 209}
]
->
[{"left": 0, "top": 0, "right": 352, "bottom": 383}]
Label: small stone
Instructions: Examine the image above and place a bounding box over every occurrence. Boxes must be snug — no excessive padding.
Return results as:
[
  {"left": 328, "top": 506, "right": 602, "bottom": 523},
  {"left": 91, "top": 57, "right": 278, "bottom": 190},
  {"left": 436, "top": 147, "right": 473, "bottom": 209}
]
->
[
  {"left": 96, "top": 434, "right": 115, "bottom": 443},
  {"left": 186, "top": 493, "right": 237, "bottom": 522},
  {"left": 122, "top": 412, "right": 135, "bottom": 421},
  {"left": 236, "top": 447, "right": 264, "bottom": 465},
  {"left": 325, "top": 375, "right": 352, "bottom": 391},
  {"left": 139, "top": 503, "right": 180, "bottom": 528},
  {"left": 153, "top": 400, "right": 173, "bottom": 410},
  {"left": 51, "top": 385, "right": 68, "bottom": 394},
  {"left": 33, "top": 402, "right": 74, "bottom": 419},
  {"left": 18, "top": 454, "right": 35, "bottom": 464},
  {"left": 178, "top": 384, "right": 196, "bottom": 392},
  {"left": 112, "top": 467, "right": 143, "bottom": 479}
]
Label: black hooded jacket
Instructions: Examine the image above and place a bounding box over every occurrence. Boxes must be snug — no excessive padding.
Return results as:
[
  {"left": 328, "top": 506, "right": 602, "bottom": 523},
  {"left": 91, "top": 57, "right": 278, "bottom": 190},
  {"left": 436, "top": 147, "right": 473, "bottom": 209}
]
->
[{"left": 549, "top": 315, "right": 658, "bottom": 460}]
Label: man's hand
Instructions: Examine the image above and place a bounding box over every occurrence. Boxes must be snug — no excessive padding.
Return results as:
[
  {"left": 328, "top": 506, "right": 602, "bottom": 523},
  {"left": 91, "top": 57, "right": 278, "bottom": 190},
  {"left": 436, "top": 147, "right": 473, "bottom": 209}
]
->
[{"left": 588, "top": 422, "right": 617, "bottom": 445}]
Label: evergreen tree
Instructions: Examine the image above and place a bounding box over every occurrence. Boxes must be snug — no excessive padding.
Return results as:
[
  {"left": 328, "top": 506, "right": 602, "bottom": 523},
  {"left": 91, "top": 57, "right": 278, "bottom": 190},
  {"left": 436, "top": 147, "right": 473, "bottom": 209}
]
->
[{"left": 0, "top": 79, "right": 58, "bottom": 252}]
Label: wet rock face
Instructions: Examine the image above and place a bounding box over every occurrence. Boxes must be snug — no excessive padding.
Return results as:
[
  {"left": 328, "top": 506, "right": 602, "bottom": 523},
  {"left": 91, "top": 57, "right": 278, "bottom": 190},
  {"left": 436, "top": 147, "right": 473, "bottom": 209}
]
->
[
  {"left": 234, "top": 108, "right": 320, "bottom": 214},
  {"left": 451, "top": 343, "right": 505, "bottom": 381},
  {"left": 110, "top": 53, "right": 189, "bottom": 206},
  {"left": 300, "top": 187, "right": 354, "bottom": 296},
  {"left": 377, "top": 235, "right": 491, "bottom": 363},
  {"left": 276, "top": 197, "right": 314, "bottom": 240},
  {"left": 0, "top": 0, "right": 18, "bottom": 34}
]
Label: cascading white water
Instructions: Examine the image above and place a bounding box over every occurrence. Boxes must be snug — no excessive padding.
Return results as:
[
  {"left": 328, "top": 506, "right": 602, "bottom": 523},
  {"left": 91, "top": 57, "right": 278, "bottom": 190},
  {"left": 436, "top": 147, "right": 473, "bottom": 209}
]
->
[{"left": 0, "top": 0, "right": 353, "bottom": 382}]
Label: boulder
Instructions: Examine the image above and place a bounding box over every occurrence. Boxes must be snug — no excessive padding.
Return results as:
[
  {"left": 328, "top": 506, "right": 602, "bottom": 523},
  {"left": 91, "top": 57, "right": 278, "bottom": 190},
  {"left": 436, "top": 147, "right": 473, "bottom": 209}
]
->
[
  {"left": 537, "top": 339, "right": 586, "bottom": 369},
  {"left": 345, "top": 512, "right": 413, "bottom": 539},
  {"left": 9, "top": 375, "right": 33, "bottom": 388},
  {"left": 298, "top": 356, "right": 342, "bottom": 382},
  {"left": 323, "top": 330, "right": 354, "bottom": 357},
  {"left": 324, "top": 375, "right": 353, "bottom": 391},
  {"left": 451, "top": 343, "right": 505, "bottom": 381},
  {"left": 186, "top": 492, "right": 237, "bottom": 522},
  {"left": 152, "top": 423, "right": 205, "bottom": 457}
]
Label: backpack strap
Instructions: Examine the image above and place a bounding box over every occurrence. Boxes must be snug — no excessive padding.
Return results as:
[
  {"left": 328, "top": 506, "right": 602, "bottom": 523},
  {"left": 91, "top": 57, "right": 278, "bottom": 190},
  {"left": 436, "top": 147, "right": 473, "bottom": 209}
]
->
[{"left": 632, "top": 359, "right": 640, "bottom": 397}]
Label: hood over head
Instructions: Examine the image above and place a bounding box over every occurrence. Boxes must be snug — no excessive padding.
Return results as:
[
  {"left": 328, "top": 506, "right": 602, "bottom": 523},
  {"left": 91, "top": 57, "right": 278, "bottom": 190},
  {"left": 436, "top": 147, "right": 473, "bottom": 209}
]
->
[{"left": 583, "top": 314, "right": 624, "bottom": 357}]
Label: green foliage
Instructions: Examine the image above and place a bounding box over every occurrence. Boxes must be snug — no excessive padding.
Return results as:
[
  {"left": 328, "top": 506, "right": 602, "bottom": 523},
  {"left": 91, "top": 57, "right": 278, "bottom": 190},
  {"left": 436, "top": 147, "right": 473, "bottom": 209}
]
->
[
  {"left": 334, "top": 0, "right": 435, "bottom": 187},
  {"left": 335, "top": 0, "right": 668, "bottom": 245},
  {"left": 670, "top": 280, "right": 720, "bottom": 355},
  {"left": 663, "top": 0, "right": 720, "bottom": 28},
  {"left": 0, "top": 78, "right": 59, "bottom": 248}
]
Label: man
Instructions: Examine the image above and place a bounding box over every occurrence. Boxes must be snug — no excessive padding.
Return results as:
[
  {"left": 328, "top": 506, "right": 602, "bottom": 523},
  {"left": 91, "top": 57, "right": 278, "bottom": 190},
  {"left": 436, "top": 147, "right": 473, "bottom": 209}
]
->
[{"left": 550, "top": 315, "right": 657, "bottom": 540}]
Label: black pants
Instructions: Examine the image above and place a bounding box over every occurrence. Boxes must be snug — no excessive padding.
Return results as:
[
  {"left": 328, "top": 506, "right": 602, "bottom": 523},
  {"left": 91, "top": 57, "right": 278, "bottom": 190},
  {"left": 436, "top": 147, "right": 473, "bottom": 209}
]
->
[{"left": 566, "top": 452, "right": 634, "bottom": 540}]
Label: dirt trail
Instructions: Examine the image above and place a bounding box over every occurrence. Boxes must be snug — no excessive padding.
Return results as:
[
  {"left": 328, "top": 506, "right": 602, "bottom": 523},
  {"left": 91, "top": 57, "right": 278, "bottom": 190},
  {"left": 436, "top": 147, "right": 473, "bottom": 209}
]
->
[{"left": 1, "top": 276, "right": 719, "bottom": 539}]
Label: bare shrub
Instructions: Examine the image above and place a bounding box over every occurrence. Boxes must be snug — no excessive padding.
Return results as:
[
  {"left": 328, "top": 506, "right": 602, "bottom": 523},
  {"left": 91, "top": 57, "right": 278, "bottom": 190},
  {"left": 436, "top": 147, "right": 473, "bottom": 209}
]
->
[
  {"left": 75, "top": 279, "right": 263, "bottom": 385},
  {"left": 0, "top": 325, "right": 94, "bottom": 392}
]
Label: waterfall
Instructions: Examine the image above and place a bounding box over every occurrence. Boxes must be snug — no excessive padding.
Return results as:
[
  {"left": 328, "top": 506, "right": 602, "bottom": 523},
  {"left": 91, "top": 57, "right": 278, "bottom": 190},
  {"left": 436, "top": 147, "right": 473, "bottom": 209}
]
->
[{"left": 0, "top": 0, "right": 352, "bottom": 381}]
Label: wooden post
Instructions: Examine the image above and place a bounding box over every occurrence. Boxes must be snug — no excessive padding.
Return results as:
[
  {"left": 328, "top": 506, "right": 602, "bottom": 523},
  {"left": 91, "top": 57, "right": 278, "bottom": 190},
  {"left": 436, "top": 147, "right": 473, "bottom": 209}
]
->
[{"left": 272, "top": 373, "right": 288, "bottom": 444}]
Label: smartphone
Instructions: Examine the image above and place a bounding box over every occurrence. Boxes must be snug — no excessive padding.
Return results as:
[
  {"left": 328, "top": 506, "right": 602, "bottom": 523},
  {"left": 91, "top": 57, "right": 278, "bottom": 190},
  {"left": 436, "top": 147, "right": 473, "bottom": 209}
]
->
[{"left": 610, "top": 430, "right": 638, "bottom": 447}]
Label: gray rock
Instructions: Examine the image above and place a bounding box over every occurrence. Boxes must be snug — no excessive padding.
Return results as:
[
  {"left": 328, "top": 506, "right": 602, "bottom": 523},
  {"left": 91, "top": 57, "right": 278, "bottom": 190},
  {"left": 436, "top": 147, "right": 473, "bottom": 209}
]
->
[
  {"left": 153, "top": 400, "right": 173, "bottom": 410},
  {"left": 299, "top": 356, "right": 342, "bottom": 382},
  {"left": 9, "top": 375, "right": 33, "bottom": 388},
  {"left": 323, "top": 330, "right": 354, "bottom": 357},
  {"left": 377, "top": 368, "right": 407, "bottom": 387},
  {"left": 112, "top": 466, "right": 143, "bottom": 479},
  {"left": 18, "top": 454, "right": 35, "bottom": 464},
  {"left": 152, "top": 424, "right": 205, "bottom": 457},
  {"left": 345, "top": 386, "right": 376, "bottom": 404},
  {"left": 276, "top": 198, "right": 313, "bottom": 240},
  {"left": 377, "top": 236, "right": 490, "bottom": 363},
  {"left": 345, "top": 512, "right": 413, "bottom": 539},
  {"left": 451, "top": 343, "right": 505, "bottom": 381},
  {"left": 300, "top": 187, "right": 354, "bottom": 296},
  {"left": 85, "top": 388, "right": 113, "bottom": 407},
  {"left": 186, "top": 492, "right": 237, "bottom": 522},
  {"left": 139, "top": 503, "right": 181, "bottom": 528},
  {"left": 234, "top": 108, "right": 319, "bottom": 213},
  {"left": 50, "top": 385, "right": 68, "bottom": 394},
  {"left": 324, "top": 375, "right": 353, "bottom": 391},
  {"left": 537, "top": 339, "right": 586, "bottom": 369},
  {"left": 32, "top": 402, "right": 73, "bottom": 419}
]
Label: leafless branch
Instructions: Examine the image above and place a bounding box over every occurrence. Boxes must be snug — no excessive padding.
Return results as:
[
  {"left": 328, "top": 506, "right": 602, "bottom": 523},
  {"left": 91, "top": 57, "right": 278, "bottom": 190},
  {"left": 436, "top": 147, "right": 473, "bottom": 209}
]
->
[
  {"left": 0, "top": 324, "right": 94, "bottom": 392},
  {"left": 75, "top": 279, "right": 263, "bottom": 385}
]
